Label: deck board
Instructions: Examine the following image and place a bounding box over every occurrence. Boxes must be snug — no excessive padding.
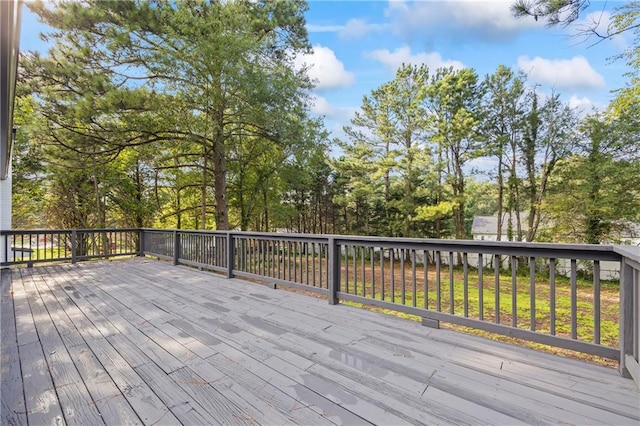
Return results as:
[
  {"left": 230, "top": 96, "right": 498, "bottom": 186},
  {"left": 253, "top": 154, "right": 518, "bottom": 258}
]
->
[
  {"left": 1, "top": 269, "right": 27, "bottom": 426},
  {"left": 2, "top": 258, "right": 639, "bottom": 425}
]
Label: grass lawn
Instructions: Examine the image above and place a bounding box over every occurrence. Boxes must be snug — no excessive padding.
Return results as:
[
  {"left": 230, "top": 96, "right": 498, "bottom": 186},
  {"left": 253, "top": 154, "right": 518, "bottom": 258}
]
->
[
  {"left": 338, "top": 264, "right": 619, "bottom": 367},
  {"left": 239, "top": 251, "right": 620, "bottom": 367}
]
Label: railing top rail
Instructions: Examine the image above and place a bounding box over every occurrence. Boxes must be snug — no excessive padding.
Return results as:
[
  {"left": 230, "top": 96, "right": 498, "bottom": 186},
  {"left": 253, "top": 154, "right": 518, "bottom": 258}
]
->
[
  {"left": 3, "top": 227, "right": 636, "bottom": 262},
  {"left": 1, "top": 228, "right": 140, "bottom": 235},
  {"left": 615, "top": 246, "right": 640, "bottom": 270}
]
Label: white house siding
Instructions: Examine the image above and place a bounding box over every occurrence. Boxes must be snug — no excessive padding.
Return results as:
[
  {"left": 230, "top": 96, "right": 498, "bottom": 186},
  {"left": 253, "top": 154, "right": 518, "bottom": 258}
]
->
[{"left": 0, "top": 162, "right": 11, "bottom": 267}]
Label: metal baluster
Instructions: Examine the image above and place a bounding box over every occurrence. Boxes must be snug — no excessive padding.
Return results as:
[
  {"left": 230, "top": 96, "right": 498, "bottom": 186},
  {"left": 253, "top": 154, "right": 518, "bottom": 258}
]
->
[
  {"left": 594, "top": 260, "right": 600, "bottom": 345},
  {"left": 530, "top": 257, "right": 536, "bottom": 331}
]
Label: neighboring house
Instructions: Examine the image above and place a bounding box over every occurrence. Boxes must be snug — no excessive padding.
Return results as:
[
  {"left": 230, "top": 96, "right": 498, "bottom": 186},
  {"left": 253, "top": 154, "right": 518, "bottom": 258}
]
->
[
  {"left": 471, "top": 215, "right": 640, "bottom": 279},
  {"left": 608, "top": 222, "right": 640, "bottom": 247},
  {"left": 472, "top": 215, "right": 640, "bottom": 246},
  {"left": 471, "top": 214, "right": 529, "bottom": 242}
]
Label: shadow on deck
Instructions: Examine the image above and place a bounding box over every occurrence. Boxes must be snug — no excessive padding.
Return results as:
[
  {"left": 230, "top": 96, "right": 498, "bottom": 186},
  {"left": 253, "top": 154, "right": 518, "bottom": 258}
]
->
[{"left": 2, "top": 258, "right": 639, "bottom": 425}]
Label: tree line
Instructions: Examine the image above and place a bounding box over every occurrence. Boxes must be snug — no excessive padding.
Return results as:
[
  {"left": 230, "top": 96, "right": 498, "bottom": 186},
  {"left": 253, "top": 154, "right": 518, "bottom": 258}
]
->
[{"left": 12, "top": 0, "right": 640, "bottom": 245}]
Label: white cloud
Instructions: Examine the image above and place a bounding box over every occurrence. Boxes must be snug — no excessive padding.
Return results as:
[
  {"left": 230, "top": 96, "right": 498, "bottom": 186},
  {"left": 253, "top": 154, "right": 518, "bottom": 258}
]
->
[
  {"left": 338, "top": 18, "right": 389, "bottom": 39},
  {"left": 517, "top": 55, "right": 606, "bottom": 90},
  {"left": 306, "top": 24, "right": 343, "bottom": 33},
  {"left": 568, "top": 95, "right": 594, "bottom": 111},
  {"left": 294, "top": 45, "right": 355, "bottom": 90},
  {"left": 567, "top": 95, "right": 605, "bottom": 116},
  {"left": 310, "top": 95, "right": 335, "bottom": 117},
  {"left": 365, "top": 45, "right": 464, "bottom": 72},
  {"left": 385, "top": 0, "right": 542, "bottom": 42}
]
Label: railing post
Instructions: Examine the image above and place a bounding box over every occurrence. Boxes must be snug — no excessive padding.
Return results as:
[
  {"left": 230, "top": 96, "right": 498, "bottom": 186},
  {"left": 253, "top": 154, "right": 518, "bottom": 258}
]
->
[
  {"left": 71, "top": 230, "right": 77, "bottom": 264},
  {"left": 138, "top": 229, "right": 145, "bottom": 257},
  {"left": 328, "top": 237, "right": 339, "bottom": 305},
  {"left": 173, "top": 230, "right": 180, "bottom": 266},
  {"left": 226, "top": 232, "right": 234, "bottom": 278},
  {"left": 620, "top": 257, "right": 634, "bottom": 379},
  {"left": 1, "top": 232, "right": 7, "bottom": 268}
]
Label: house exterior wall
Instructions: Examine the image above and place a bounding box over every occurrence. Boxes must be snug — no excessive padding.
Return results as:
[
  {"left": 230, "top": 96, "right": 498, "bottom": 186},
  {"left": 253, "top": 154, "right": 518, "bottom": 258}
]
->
[{"left": 0, "top": 161, "right": 11, "bottom": 267}]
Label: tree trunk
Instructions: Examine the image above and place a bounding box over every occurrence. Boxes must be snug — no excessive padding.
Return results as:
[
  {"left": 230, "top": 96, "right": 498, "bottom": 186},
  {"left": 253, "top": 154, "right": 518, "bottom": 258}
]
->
[
  {"left": 262, "top": 186, "right": 269, "bottom": 232},
  {"left": 496, "top": 154, "right": 504, "bottom": 241},
  {"left": 201, "top": 142, "right": 208, "bottom": 229},
  {"left": 212, "top": 130, "right": 229, "bottom": 231}
]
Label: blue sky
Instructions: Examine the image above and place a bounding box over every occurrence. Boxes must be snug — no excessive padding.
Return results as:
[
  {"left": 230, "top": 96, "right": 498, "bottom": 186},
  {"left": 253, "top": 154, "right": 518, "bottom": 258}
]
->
[
  {"left": 19, "top": 1, "right": 631, "bottom": 143},
  {"left": 300, "top": 0, "right": 631, "bottom": 140}
]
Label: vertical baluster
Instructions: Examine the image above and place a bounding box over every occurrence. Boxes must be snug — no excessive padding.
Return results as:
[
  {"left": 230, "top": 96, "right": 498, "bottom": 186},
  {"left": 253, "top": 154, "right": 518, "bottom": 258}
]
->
[
  {"left": 423, "top": 250, "right": 428, "bottom": 310},
  {"left": 436, "top": 251, "right": 441, "bottom": 312},
  {"left": 494, "top": 255, "right": 500, "bottom": 324},
  {"left": 449, "top": 252, "right": 455, "bottom": 314},
  {"left": 286, "top": 241, "right": 291, "bottom": 281},
  {"left": 361, "top": 246, "right": 366, "bottom": 297},
  {"left": 311, "top": 243, "right": 316, "bottom": 287},
  {"left": 39, "top": 232, "right": 44, "bottom": 260},
  {"left": 250, "top": 238, "right": 254, "bottom": 273},
  {"left": 370, "top": 247, "right": 375, "bottom": 299},
  {"left": 294, "top": 241, "right": 299, "bottom": 282},
  {"left": 380, "top": 249, "right": 385, "bottom": 301},
  {"left": 257, "top": 239, "right": 261, "bottom": 275},
  {"left": 571, "top": 259, "right": 577, "bottom": 339},
  {"left": 511, "top": 256, "right": 517, "bottom": 327},
  {"left": 390, "top": 249, "right": 395, "bottom": 303},
  {"left": 276, "top": 241, "right": 281, "bottom": 279},
  {"left": 255, "top": 238, "right": 259, "bottom": 274},
  {"left": 317, "top": 243, "right": 322, "bottom": 287},
  {"left": 343, "top": 245, "right": 349, "bottom": 293},
  {"left": 478, "top": 253, "right": 484, "bottom": 321},
  {"left": 530, "top": 257, "right": 536, "bottom": 331},
  {"left": 463, "top": 253, "right": 469, "bottom": 317},
  {"left": 400, "top": 249, "right": 406, "bottom": 305},
  {"left": 259, "top": 239, "right": 263, "bottom": 275},
  {"left": 353, "top": 246, "right": 358, "bottom": 295},
  {"left": 412, "top": 250, "right": 417, "bottom": 308},
  {"left": 304, "top": 242, "right": 309, "bottom": 285},
  {"left": 593, "top": 260, "right": 600, "bottom": 344},
  {"left": 271, "top": 240, "right": 275, "bottom": 277},
  {"left": 264, "top": 240, "right": 268, "bottom": 277},
  {"left": 254, "top": 239, "right": 258, "bottom": 274},
  {"left": 245, "top": 238, "right": 249, "bottom": 273}
]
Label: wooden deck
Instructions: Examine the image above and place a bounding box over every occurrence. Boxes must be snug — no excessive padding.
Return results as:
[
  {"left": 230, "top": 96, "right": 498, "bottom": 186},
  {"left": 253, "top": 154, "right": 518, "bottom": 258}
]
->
[{"left": 1, "top": 258, "right": 638, "bottom": 425}]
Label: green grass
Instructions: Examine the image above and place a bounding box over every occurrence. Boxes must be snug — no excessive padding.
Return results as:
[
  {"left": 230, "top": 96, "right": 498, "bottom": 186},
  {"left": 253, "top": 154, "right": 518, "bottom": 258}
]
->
[{"left": 336, "top": 266, "right": 620, "bottom": 366}]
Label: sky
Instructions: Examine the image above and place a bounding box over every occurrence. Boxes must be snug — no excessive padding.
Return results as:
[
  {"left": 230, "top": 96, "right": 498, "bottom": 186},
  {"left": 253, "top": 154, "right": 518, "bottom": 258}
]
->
[
  {"left": 299, "top": 0, "right": 631, "bottom": 140},
  {"left": 19, "top": 0, "right": 632, "bottom": 145}
]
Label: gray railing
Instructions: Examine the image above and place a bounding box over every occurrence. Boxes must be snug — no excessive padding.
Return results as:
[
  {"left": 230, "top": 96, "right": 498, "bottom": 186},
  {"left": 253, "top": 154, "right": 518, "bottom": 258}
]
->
[
  {"left": 0, "top": 228, "right": 140, "bottom": 267},
  {"left": 1, "top": 228, "right": 638, "bottom": 384}
]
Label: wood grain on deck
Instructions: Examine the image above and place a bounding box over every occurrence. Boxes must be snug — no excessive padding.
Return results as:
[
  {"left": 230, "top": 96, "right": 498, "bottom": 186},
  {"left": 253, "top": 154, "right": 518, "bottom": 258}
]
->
[{"left": 1, "top": 258, "right": 639, "bottom": 425}]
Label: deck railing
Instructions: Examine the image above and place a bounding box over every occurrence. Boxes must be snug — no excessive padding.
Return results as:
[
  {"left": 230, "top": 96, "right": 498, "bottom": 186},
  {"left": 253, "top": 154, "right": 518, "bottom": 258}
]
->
[
  {"left": 0, "top": 228, "right": 140, "bottom": 266},
  {"left": 1, "top": 228, "right": 638, "bottom": 384}
]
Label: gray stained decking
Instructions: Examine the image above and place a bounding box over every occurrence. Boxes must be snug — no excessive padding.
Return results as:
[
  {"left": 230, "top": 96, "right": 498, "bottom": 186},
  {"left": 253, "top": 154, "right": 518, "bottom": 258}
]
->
[{"left": 1, "top": 258, "right": 639, "bottom": 426}]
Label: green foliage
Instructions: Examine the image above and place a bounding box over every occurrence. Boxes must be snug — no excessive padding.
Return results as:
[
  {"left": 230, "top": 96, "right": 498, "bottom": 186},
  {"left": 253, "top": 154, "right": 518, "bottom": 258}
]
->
[
  {"left": 11, "top": 96, "right": 45, "bottom": 228},
  {"left": 21, "top": 0, "right": 322, "bottom": 231},
  {"left": 544, "top": 113, "right": 640, "bottom": 243},
  {"left": 511, "top": 0, "right": 589, "bottom": 26}
]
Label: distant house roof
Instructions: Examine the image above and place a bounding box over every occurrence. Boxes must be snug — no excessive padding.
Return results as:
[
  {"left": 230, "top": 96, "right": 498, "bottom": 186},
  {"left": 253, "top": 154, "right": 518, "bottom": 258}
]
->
[{"left": 471, "top": 215, "right": 529, "bottom": 235}]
